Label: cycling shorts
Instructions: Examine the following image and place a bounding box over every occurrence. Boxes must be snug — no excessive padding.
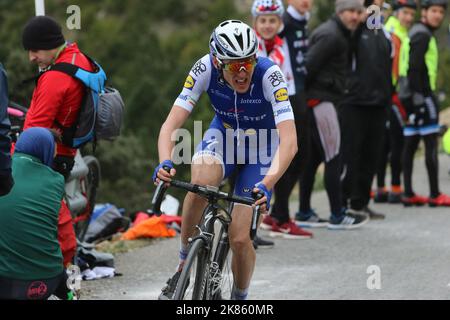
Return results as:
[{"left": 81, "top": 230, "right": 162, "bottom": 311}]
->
[{"left": 192, "top": 117, "right": 278, "bottom": 199}]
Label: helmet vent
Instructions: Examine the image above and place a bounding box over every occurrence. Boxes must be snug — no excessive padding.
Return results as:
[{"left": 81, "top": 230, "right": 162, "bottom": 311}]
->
[
  {"left": 234, "top": 33, "right": 244, "bottom": 51},
  {"left": 219, "top": 34, "right": 237, "bottom": 52},
  {"left": 246, "top": 28, "right": 251, "bottom": 49}
]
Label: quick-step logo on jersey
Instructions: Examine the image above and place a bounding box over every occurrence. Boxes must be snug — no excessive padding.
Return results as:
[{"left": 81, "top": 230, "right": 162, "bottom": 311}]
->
[
  {"left": 184, "top": 75, "right": 196, "bottom": 90},
  {"left": 178, "top": 94, "right": 196, "bottom": 107},
  {"left": 274, "top": 106, "right": 293, "bottom": 118},
  {"left": 274, "top": 88, "right": 288, "bottom": 103}
]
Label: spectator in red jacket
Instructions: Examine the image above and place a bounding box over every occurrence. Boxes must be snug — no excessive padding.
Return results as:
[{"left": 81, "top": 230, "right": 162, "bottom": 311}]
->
[
  {"left": 22, "top": 16, "right": 94, "bottom": 266},
  {"left": 22, "top": 16, "right": 94, "bottom": 177}
]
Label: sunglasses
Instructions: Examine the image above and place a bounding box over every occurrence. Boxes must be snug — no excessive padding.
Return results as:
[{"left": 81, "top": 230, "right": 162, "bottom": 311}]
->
[{"left": 221, "top": 58, "right": 257, "bottom": 74}]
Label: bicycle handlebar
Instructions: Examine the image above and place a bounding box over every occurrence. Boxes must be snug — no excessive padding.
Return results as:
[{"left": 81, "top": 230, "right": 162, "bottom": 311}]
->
[
  {"left": 152, "top": 179, "right": 256, "bottom": 214},
  {"left": 151, "top": 167, "right": 264, "bottom": 239},
  {"left": 171, "top": 179, "right": 256, "bottom": 205}
]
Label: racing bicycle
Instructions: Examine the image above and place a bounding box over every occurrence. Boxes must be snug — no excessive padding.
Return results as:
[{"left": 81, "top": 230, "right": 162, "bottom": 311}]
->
[{"left": 152, "top": 174, "right": 262, "bottom": 300}]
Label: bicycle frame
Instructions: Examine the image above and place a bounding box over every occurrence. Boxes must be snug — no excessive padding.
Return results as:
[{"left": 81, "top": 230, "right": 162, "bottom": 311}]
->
[
  {"left": 153, "top": 178, "right": 260, "bottom": 300},
  {"left": 175, "top": 201, "right": 232, "bottom": 300}
]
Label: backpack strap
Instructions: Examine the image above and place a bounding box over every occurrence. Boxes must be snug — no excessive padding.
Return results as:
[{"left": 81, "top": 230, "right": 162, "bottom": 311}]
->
[
  {"left": 48, "top": 62, "right": 80, "bottom": 78},
  {"left": 35, "top": 53, "right": 106, "bottom": 149}
]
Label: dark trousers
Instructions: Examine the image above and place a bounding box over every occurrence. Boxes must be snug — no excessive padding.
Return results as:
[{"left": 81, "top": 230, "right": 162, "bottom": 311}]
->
[
  {"left": 402, "top": 134, "right": 439, "bottom": 198},
  {"left": 271, "top": 94, "right": 308, "bottom": 224},
  {"left": 340, "top": 105, "right": 388, "bottom": 210},
  {"left": 376, "top": 108, "right": 404, "bottom": 188},
  {"left": 299, "top": 107, "right": 342, "bottom": 216},
  {"left": 0, "top": 271, "right": 68, "bottom": 300}
]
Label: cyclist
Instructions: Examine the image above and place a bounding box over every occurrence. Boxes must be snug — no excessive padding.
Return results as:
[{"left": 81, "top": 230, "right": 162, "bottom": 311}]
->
[
  {"left": 374, "top": 0, "right": 417, "bottom": 204},
  {"left": 0, "top": 62, "right": 13, "bottom": 196},
  {"left": 21, "top": 16, "right": 96, "bottom": 266},
  {"left": 400, "top": 0, "right": 450, "bottom": 206},
  {"left": 259, "top": 0, "right": 317, "bottom": 237},
  {"left": 153, "top": 20, "right": 298, "bottom": 300},
  {"left": 0, "top": 128, "right": 69, "bottom": 300}
]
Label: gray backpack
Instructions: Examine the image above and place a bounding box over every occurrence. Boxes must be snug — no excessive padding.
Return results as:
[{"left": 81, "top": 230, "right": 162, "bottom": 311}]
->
[
  {"left": 49, "top": 56, "right": 124, "bottom": 148},
  {"left": 96, "top": 87, "right": 124, "bottom": 141}
]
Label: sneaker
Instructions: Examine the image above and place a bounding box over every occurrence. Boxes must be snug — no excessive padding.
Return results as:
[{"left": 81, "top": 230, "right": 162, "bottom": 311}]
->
[
  {"left": 253, "top": 235, "right": 274, "bottom": 249},
  {"left": 260, "top": 214, "right": 277, "bottom": 231},
  {"left": 401, "top": 194, "right": 429, "bottom": 207},
  {"left": 158, "top": 270, "right": 182, "bottom": 300},
  {"left": 388, "top": 192, "right": 402, "bottom": 204},
  {"left": 269, "top": 220, "right": 313, "bottom": 239},
  {"left": 327, "top": 210, "right": 369, "bottom": 230},
  {"left": 374, "top": 189, "right": 388, "bottom": 203},
  {"left": 295, "top": 210, "right": 329, "bottom": 228},
  {"left": 429, "top": 194, "right": 450, "bottom": 207},
  {"left": 362, "top": 206, "right": 385, "bottom": 220}
]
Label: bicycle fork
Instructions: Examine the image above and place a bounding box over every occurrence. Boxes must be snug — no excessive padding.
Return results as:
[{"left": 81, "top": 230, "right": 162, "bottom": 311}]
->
[{"left": 209, "top": 228, "right": 230, "bottom": 299}]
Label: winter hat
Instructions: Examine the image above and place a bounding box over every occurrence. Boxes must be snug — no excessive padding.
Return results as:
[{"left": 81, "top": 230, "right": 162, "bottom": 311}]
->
[
  {"left": 22, "top": 16, "right": 65, "bottom": 50},
  {"left": 335, "top": 0, "right": 364, "bottom": 13}
]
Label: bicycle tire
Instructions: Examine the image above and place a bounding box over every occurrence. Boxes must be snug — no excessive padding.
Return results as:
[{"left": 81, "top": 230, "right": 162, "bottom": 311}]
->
[
  {"left": 75, "top": 155, "right": 101, "bottom": 240},
  {"left": 209, "top": 222, "right": 233, "bottom": 300},
  {"left": 173, "top": 238, "right": 210, "bottom": 300}
]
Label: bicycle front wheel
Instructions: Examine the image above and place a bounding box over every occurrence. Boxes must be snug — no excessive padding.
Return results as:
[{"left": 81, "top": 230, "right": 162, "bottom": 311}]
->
[
  {"left": 209, "top": 221, "right": 233, "bottom": 300},
  {"left": 173, "top": 238, "right": 210, "bottom": 300}
]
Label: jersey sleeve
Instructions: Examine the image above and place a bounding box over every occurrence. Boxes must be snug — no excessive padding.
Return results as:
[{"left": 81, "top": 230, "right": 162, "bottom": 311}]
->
[
  {"left": 408, "top": 31, "right": 430, "bottom": 95},
  {"left": 173, "top": 54, "right": 212, "bottom": 112},
  {"left": 23, "top": 71, "right": 69, "bottom": 129},
  {"left": 262, "top": 65, "right": 294, "bottom": 125}
]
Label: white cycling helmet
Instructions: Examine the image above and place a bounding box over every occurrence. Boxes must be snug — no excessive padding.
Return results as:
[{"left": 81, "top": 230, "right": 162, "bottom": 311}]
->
[
  {"left": 251, "top": 0, "right": 285, "bottom": 17},
  {"left": 209, "top": 20, "right": 258, "bottom": 61}
]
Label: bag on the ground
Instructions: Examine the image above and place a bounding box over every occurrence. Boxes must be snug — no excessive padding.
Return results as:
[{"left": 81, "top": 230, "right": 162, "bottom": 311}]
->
[
  {"left": 48, "top": 55, "right": 124, "bottom": 148},
  {"left": 77, "top": 247, "right": 115, "bottom": 269},
  {"left": 83, "top": 203, "right": 129, "bottom": 243}
]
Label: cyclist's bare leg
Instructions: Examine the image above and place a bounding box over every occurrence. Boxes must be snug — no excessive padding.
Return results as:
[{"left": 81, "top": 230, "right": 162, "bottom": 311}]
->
[
  {"left": 180, "top": 156, "right": 223, "bottom": 247},
  {"left": 228, "top": 204, "right": 255, "bottom": 293}
]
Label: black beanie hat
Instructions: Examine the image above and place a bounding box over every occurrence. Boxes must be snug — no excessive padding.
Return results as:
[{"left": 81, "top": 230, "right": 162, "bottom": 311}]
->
[{"left": 22, "top": 16, "right": 65, "bottom": 50}]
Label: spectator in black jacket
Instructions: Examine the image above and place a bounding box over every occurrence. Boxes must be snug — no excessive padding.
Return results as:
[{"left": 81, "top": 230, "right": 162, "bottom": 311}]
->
[
  {"left": 261, "top": 0, "right": 314, "bottom": 239},
  {"left": 296, "top": 0, "right": 369, "bottom": 230},
  {"left": 400, "top": 0, "right": 450, "bottom": 207},
  {"left": 340, "top": 0, "right": 393, "bottom": 219},
  {"left": 0, "top": 63, "right": 13, "bottom": 196}
]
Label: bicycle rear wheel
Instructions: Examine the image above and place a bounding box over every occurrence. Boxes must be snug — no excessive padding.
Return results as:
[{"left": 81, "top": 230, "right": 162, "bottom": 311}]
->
[
  {"left": 173, "top": 238, "right": 210, "bottom": 300},
  {"left": 75, "top": 155, "right": 100, "bottom": 240}
]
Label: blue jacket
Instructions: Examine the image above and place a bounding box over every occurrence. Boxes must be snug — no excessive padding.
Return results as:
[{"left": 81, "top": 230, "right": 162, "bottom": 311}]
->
[{"left": 0, "top": 63, "right": 13, "bottom": 196}]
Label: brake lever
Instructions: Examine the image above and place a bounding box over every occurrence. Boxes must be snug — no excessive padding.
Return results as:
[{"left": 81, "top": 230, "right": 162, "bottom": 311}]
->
[
  {"left": 250, "top": 191, "right": 264, "bottom": 240},
  {"left": 151, "top": 165, "right": 172, "bottom": 216}
]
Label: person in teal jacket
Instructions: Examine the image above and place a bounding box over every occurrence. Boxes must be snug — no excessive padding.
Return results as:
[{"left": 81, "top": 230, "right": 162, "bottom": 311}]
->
[{"left": 0, "top": 127, "right": 68, "bottom": 300}]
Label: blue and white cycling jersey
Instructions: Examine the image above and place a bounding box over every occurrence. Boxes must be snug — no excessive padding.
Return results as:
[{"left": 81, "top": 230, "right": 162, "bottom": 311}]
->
[
  {"left": 174, "top": 54, "right": 294, "bottom": 132},
  {"left": 173, "top": 55, "right": 295, "bottom": 198}
]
